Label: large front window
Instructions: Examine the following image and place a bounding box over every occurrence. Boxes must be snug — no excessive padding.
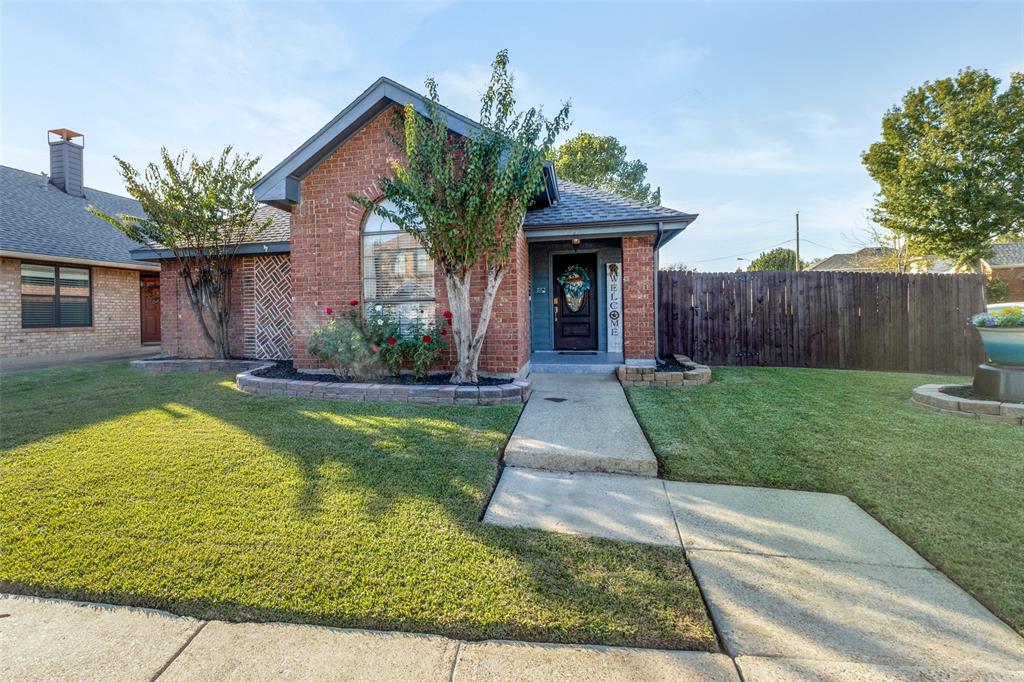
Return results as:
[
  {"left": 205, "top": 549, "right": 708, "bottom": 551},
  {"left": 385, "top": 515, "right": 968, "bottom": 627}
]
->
[
  {"left": 362, "top": 200, "right": 435, "bottom": 329},
  {"left": 21, "top": 263, "right": 92, "bottom": 328}
]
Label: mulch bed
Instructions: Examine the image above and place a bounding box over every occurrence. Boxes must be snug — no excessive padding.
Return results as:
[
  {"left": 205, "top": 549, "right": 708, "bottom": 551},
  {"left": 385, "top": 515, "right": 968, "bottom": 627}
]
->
[
  {"left": 656, "top": 357, "right": 696, "bottom": 373},
  {"left": 253, "top": 361, "right": 511, "bottom": 387},
  {"left": 939, "top": 384, "right": 987, "bottom": 400}
]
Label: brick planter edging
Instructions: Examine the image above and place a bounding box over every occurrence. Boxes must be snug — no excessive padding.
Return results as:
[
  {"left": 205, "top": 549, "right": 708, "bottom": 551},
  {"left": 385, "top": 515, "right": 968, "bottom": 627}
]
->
[
  {"left": 130, "top": 359, "right": 269, "bottom": 374},
  {"left": 236, "top": 365, "right": 531, "bottom": 406},
  {"left": 912, "top": 384, "right": 1023, "bottom": 425},
  {"left": 617, "top": 355, "right": 712, "bottom": 388}
]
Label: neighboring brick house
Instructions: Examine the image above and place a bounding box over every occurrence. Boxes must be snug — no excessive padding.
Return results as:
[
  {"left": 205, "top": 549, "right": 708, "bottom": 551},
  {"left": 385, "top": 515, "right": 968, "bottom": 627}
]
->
[
  {"left": 143, "top": 78, "right": 698, "bottom": 374},
  {"left": 988, "top": 243, "right": 1024, "bottom": 302},
  {"left": 0, "top": 130, "right": 162, "bottom": 368}
]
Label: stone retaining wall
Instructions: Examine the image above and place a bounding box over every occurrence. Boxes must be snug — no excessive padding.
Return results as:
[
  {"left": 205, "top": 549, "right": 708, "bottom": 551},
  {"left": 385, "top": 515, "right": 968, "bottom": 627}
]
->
[
  {"left": 617, "top": 355, "right": 712, "bottom": 388},
  {"left": 912, "top": 384, "right": 1023, "bottom": 425},
  {"left": 236, "top": 366, "right": 530, "bottom": 406},
  {"left": 130, "top": 359, "right": 268, "bottom": 373}
]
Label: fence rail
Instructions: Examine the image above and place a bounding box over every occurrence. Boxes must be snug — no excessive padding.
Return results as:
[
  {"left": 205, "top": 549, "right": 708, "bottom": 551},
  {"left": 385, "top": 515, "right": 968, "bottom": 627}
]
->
[{"left": 657, "top": 271, "right": 986, "bottom": 375}]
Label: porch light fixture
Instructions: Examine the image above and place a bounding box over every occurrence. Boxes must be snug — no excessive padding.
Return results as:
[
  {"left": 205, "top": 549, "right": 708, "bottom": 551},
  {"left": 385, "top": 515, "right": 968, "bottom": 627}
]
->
[{"left": 570, "top": 237, "right": 581, "bottom": 251}]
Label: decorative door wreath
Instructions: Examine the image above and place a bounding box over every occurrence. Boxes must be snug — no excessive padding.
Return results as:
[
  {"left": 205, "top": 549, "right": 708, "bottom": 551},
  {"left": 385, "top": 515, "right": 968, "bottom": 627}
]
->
[{"left": 558, "top": 264, "right": 591, "bottom": 312}]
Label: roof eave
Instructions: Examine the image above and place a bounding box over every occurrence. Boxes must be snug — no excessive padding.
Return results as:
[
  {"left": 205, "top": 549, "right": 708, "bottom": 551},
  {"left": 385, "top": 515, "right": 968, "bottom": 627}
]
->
[
  {"left": 130, "top": 241, "right": 292, "bottom": 261},
  {"left": 1, "top": 249, "right": 160, "bottom": 272},
  {"left": 523, "top": 215, "right": 696, "bottom": 243}
]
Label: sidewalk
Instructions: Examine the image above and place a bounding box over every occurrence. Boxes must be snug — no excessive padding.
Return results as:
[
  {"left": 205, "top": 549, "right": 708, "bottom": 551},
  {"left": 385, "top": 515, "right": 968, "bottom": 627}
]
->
[
  {"left": 0, "top": 594, "right": 739, "bottom": 681},
  {"left": 503, "top": 373, "right": 658, "bottom": 476},
  {"left": 485, "top": 468, "right": 1024, "bottom": 678}
]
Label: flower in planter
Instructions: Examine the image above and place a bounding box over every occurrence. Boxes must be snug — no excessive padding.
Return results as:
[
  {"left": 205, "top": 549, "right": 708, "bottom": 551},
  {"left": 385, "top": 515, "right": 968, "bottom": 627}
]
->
[
  {"left": 325, "top": 307, "right": 333, "bottom": 315},
  {"left": 387, "top": 337, "right": 398, "bottom": 346},
  {"left": 422, "top": 335, "right": 432, "bottom": 344},
  {"left": 441, "top": 328, "right": 447, "bottom": 336},
  {"left": 349, "top": 299, "right": 359, "bottom": 306},
  {"left": 371, "top": 343, "right": 380, "bottom": 353},
  {"left": 443, "top": 310, "right": 453, "bottom": 320}
]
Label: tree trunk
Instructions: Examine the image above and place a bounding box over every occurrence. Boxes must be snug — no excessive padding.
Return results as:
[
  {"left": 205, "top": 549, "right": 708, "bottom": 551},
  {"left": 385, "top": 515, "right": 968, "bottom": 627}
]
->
[
  {"left": 180, "top": 266, "right": 232, "bottom": 359},
  {"left": 446, "top": 265, "right": 505, "bottom": 384}
]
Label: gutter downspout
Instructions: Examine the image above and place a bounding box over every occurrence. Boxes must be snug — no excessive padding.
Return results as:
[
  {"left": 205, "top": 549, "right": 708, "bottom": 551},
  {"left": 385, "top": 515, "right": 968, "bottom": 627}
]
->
[{"left": 653, "top": 222, "right": 664, "bottom": 361}]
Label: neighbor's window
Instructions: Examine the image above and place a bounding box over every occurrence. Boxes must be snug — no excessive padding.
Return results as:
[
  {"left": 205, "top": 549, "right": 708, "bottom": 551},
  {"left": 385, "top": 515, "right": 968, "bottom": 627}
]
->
[
  {"left": 362, "top": 200, "right": 435, "bottom": 330},
  {"left": 21, "top": 263, "right": 92, "bottom": 328}
]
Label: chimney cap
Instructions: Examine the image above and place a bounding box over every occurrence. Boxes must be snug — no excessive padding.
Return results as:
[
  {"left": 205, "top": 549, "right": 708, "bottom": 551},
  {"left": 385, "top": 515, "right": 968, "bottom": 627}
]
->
[{"left": 48, "top": 128, "right": 84, "bottom": 142}]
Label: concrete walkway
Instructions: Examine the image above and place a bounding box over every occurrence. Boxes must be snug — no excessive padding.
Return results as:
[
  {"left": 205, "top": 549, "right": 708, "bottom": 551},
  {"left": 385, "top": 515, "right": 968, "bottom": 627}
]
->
[
  {"left": 0, "top": 594, "right": 739, "bottom": 681},
  {"left": 0, "top": 346, "right": 161, "bottom": 374},
  {"left": 503, "top": 373, "right": 658, "bottom": 476},
  {"left": 485, "top": 468, "right": 1024, "bottom": 678}
]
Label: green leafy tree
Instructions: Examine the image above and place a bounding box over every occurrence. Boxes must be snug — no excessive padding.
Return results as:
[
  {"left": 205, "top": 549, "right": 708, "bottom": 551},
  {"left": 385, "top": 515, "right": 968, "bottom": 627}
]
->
[
  {"left": 862, "top": 68, "right": 1024, "bottom": 269},
  {"left": 88, "top": 147, "right": 269, "bottom": 358},
  {"left": 356, "top": 51, "right": 570, "bottom": 383},
  {"left": 551, "top": 132, "right": 661, "bottom": 204},
  {"left": 748, "top": 247, "right": 799, "bottom": 272}
]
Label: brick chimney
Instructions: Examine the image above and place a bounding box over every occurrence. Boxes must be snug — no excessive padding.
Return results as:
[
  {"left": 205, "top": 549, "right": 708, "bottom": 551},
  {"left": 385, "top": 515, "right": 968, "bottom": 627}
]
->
[{"left": 48, "top": 128, "right": 85, "bottom": 197}]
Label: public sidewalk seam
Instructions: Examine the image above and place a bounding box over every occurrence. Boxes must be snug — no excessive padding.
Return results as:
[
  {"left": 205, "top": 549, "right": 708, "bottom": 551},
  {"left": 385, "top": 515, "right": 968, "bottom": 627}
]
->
[{"left": 151, "top": 619, "right": 207, "bottom": 681}]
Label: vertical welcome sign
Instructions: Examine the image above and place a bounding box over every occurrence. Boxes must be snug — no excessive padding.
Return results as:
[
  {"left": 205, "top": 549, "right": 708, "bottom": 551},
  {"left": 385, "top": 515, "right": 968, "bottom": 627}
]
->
[{"left": 606, "top": 263, "right": 623, "bottom": 353}]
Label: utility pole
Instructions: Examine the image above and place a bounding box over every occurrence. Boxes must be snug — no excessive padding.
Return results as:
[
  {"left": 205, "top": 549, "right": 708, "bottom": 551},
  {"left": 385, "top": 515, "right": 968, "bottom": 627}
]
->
[{"left": 795, "top": 211, "right": 801, "bottom": 272}]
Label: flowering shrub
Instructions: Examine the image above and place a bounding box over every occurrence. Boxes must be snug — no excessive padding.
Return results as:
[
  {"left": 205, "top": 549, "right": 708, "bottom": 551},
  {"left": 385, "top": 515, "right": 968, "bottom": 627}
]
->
[
  {"left": 971, "top": 306, "right": 1024, "bottom": 328},
  {"left": 307, "top": 304, "right": 399, "bottom": 379}
]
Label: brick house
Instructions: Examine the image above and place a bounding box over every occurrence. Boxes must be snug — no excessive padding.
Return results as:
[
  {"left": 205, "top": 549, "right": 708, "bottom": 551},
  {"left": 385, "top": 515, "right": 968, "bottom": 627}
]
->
[
  {"left": 143, "top": 78, "right": 697, "bottom": 374},
  {"left": 988, "top": 243, "right": 1024, "bottom": 302},
  {"left": 0, "top": 130, "right": 162, "bottom": 368}
]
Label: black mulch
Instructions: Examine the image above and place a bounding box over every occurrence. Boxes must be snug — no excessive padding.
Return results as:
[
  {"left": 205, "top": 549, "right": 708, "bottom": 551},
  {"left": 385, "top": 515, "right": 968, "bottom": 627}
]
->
[
  {"left": 656, "top": 357, "right": 696, "bottom": 373},
  {"left": 940, "top": 384, "right": 991, "bottom": 401},
  {"left": 252, "top": 361, "right": 511, "bottom": 387}
]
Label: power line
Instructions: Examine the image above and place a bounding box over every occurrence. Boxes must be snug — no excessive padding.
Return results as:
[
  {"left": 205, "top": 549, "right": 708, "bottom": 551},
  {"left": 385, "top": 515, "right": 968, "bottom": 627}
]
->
[{"left": 688, "top": 238, "right": 795, "bottom": 264}]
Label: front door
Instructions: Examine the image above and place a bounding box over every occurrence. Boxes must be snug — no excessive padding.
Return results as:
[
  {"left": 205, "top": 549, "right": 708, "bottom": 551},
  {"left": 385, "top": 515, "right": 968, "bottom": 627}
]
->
[
  {"left": 140, "top": 277, "right": 161, "bottom": 344},
  {"left": 553, "top": 253, "right": 598, "bottom": 350}
]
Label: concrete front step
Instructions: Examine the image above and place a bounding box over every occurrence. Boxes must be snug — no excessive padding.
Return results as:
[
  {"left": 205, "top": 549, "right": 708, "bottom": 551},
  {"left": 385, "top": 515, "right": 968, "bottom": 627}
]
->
[{"left": 504, "top": 373, "right": 658, "bottom": 476}]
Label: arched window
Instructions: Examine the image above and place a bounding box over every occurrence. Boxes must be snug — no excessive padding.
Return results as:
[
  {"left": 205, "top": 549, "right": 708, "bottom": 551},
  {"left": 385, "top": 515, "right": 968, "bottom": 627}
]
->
[{"left": 362, "top": 199, "right": 435, "bottom": 330}]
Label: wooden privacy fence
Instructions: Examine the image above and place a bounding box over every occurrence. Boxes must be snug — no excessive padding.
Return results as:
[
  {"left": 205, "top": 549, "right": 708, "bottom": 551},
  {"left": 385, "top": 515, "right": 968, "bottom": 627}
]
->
[{"left": 658, "top": 271, "right": 987, "bottom": 375}]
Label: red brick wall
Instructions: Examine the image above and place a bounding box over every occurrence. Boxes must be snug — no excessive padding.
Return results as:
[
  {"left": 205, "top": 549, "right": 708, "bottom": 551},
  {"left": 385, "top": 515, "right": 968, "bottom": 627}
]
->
[
  {"left": 994, "top": 266, "right": 1024, "bottom": 301},
  {"left": 622, "top": 234, "right": 656, "bottom": 361},
  {"left": 289, "top": 106, "right": 530, "bottom": 375},
  {"left": 0, "top": 257, "right": 143, "bottom": 359},
  {"left": 159, "top": 259, "right": 246, "bottom": 358}
]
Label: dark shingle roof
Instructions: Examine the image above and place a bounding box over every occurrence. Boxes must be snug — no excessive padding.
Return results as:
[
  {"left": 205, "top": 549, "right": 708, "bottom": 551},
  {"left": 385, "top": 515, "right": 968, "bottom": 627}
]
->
[
  {"left": 1, "top": 165, "right": 150, "bottom": 267},
  {"left": 989, "top": 243, "right": 1024, "bottom": 267},
  {"left": 524, "top": 180, "right": 695, "bottom": 228},
  {"left": 255, "top": 205, "right": 290, "bottom": 242}
]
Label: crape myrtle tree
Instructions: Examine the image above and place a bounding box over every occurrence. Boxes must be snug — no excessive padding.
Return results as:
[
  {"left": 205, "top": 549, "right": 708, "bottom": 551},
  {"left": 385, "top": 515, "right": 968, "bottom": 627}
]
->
[
  {"left": 356, "top": 50, "right": 571, "bottom": 384},
  {"left": 862, "top": 68, "right": 1024, "bottom": 270},
  {"left": 89, "top": 147, "right": 270, "bottom": 359}
]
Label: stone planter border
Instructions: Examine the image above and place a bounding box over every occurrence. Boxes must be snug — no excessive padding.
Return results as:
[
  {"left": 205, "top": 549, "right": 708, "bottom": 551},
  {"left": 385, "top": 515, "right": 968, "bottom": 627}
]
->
[
  {"left": 130, "top": 358, "right": 269, "bottom": 374},
  {"left": 617, "top": 355, "right": 712, "bottom": 388},
  {"left": 235, "top": 364, "right": 531, "bottom": 406},
  {"left": 911, "top": 384, "right": 1023, "bottom": 425}
]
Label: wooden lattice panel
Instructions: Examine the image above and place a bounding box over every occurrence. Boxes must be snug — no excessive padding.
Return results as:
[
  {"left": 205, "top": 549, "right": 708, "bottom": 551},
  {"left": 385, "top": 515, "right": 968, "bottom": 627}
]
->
[{"left": 245, "top": 255, "right": 292, "bottom": 359}]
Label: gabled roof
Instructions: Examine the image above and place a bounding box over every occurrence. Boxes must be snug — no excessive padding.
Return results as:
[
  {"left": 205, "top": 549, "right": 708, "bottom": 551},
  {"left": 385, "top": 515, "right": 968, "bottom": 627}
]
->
[
  {"left": 989, "top": 243, "right": 1024, "bottom": 267},
  {"left": 0, "top": 165, "right": 157, "bottom": 270},
  {"left": 255, "top": 77, "right": 698, "bottom": 246},
  {"left": 254, "top": 77, "right": 482, "bottom": 209}
]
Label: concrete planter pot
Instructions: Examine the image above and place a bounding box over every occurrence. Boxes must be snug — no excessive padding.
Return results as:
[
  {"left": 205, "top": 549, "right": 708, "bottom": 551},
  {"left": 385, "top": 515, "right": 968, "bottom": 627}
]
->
[{"left": 976, "top": 327, "right": 1024, "bottom": 368}]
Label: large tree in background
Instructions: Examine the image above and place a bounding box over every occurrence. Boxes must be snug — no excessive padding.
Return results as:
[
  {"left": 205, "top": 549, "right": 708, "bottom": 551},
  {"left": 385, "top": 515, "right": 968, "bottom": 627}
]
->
[
  {"left": 551, "top": 132, "right": 661, "bottom": 204},
  {"left": 862, "top": 68, "right": 1023, "bottom": 269},
  {"left": 356, "top": 50, "right": 570, "bottom": 384},
  {"left": 89, "top": 147, "right": 270, "bottom": 359},
  {"left": 748, "top": 247, "right": 799, "bottom": 272}
]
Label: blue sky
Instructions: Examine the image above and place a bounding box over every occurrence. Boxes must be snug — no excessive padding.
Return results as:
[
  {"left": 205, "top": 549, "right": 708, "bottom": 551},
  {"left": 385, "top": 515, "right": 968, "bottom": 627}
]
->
[{"left": 2, "top": 1, "right": 1021, "bottom": 268}]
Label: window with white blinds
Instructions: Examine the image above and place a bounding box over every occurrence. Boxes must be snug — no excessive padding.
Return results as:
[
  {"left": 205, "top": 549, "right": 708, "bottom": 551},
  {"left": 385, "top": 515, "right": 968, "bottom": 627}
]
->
[
  {"left": 21, "top": 263, "right": 92, "bottom": 328},
  {"left": 362, "top": 200, "right": 435, "bottom": 329}
]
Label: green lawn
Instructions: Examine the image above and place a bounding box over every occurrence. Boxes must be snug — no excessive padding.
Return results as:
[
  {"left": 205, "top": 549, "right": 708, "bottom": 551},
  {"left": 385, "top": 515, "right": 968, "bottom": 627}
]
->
[
  {"left": 0, "top": 362, "right": 715, "bottom": 650},
  {"left": 627, "top": 366, "right": 1023, "bottom": 633}
]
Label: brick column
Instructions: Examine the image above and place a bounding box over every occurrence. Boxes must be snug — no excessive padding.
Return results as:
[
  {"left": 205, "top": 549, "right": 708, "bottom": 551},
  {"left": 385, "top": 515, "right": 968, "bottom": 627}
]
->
[{"left": 621, "top": 234, "right": 656, "bottom": 364}]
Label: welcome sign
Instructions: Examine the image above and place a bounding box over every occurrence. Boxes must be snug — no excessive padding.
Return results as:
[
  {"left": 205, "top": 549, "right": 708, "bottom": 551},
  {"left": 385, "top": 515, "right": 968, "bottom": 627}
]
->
[{"left": 606, "top": 262, "right": 623, "bottom": 353}]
